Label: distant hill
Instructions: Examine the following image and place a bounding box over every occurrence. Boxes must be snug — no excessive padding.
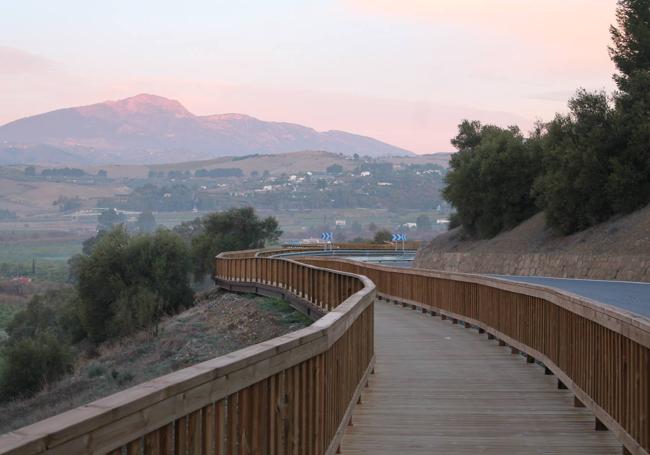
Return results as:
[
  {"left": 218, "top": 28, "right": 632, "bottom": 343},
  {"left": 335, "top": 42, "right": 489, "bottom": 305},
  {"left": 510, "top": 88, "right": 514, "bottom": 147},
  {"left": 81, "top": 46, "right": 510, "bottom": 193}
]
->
[
  {"left": 0, "top": 94, "right": 415, "bottom": 165},
  {"left": 414, "top": 205, "right": 650, "bottom": 281},
  {"left": 73, "top": 150, "right": 452, "bottom": 179}
]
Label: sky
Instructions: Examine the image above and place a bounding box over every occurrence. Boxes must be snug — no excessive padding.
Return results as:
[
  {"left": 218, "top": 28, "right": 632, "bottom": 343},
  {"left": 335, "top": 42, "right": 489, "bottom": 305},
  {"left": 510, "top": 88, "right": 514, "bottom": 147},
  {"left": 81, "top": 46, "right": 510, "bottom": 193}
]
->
[{"left": 0, "top": 0, "right": 618, "bottom": 153}]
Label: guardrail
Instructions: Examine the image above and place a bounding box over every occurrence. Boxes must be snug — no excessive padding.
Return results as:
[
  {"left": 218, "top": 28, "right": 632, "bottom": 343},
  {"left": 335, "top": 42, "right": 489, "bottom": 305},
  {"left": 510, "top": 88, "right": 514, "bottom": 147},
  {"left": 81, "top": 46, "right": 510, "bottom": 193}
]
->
[
  {"left": 0, "top": 254, "right": 375, "bottom": 455},
  {"left": 297, "top": 256, "right": 649, "bottom": 455}
]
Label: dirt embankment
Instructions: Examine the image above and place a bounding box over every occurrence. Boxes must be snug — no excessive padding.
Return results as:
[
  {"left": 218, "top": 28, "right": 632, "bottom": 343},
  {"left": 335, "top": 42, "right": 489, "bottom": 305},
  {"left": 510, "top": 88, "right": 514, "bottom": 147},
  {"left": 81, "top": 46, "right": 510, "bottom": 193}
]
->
[
  {"left": 0, "top": 290, "right": 312, "bottom": 433},
  {"left": 414, "top": 204, "right": 650, "bottom": 281}
]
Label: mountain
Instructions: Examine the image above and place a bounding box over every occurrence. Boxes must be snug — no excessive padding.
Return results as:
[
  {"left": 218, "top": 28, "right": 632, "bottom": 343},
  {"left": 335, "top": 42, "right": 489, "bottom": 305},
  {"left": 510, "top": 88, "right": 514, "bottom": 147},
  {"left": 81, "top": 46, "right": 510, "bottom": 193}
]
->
[{"left": 0, "top": 94, "right": 414, "bottom": 164}]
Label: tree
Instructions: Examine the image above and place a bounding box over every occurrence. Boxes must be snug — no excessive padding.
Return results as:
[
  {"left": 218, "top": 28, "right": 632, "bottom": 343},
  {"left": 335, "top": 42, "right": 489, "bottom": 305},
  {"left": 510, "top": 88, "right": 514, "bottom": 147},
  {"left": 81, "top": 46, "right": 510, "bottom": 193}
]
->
[
  {"left": 609, "top": 0, "right": 650, "bottom": 92},
  {"left": 0, "top": 335, "right": 73, "bottom": 400},
  {"left": 97, "top": 169, "right": 108, "bottom": 178},
  {"left": 24, "top": 166, "right": 36, "bottom": 177},
  {"left": 326, "top": 164, "right": 343, "bottom": 175},
  {"left": 534, "top": 90, "right": 617, "bottom": 234},
  {"left": 191, "top": 207, "right": 281, "bottom": 279},
  {"left": 76, "top": 226, "right": 193, "bottom": 342},
  {"left": 98, "top": 208, "right": 126, "bottom": 231},
  {"left": 416, "top": 215, "right": 432, "bottom": 232},
  {"left": 443, "top": 121, "right": 542, "bottom": 238},
  {"left": 373, "top": 229, "right": 392, "bottom": 244},
  {"left": 607, "top": 0, "right": 650, "bottom": 213},
  {"left": 137, "top": 211, "right": 157, "bottom": 233}
]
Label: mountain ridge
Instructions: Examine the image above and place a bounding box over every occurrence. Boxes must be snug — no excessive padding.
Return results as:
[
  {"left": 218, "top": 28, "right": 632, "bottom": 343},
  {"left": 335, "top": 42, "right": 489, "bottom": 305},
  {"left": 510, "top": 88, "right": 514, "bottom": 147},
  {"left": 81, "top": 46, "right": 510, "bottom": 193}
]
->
[{"left": 0, "top": 94, "right": 415, "bottom": 165}]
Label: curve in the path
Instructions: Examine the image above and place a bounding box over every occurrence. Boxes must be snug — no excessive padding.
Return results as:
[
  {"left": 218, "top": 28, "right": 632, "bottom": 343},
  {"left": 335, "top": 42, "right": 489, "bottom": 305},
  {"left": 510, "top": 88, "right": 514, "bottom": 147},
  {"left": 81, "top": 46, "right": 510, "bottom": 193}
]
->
[{"left": 341, "top": 300, "right": 621, "bottom": 454}]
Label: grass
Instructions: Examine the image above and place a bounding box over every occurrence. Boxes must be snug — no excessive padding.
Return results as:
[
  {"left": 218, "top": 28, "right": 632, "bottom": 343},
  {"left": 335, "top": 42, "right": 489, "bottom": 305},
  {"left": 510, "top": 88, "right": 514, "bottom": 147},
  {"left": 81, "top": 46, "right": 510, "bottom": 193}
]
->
[
  {"left": 260, "top": 297, "right": 313, "bottom": 326},
  {"left": 0, "top": 238, "right": 81, "bottom": 283},
  {"left": 0, "top": 239, "right": 82, "bottom": 264}
]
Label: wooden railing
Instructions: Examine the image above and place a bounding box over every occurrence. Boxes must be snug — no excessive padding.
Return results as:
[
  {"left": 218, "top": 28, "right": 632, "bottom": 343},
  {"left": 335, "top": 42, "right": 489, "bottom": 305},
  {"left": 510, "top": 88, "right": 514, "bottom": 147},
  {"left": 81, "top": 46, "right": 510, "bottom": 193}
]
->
[
  {"left": 0, "top": 254, "right": 375, "bottom": 455},
  {"left": 298, "top": 257, "right": 650, "bottom": 455}
]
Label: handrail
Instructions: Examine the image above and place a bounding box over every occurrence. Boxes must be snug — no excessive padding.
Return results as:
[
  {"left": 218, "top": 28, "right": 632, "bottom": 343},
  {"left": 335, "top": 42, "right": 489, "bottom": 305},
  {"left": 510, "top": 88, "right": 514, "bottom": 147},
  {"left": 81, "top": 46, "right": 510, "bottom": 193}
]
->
[
  {"left": 297, "top": 256, "right": 650, "bottom": 455},
  {"left": 0, "top": 253, "right": 375, "bottom": 455}
]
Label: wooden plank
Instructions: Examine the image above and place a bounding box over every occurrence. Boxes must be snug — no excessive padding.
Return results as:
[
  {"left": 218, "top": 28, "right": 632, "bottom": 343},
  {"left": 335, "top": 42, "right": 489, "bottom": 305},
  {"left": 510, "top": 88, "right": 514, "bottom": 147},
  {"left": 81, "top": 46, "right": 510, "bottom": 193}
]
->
[{"left": 339, "top": 301, "right": 622, "bottom": 455}]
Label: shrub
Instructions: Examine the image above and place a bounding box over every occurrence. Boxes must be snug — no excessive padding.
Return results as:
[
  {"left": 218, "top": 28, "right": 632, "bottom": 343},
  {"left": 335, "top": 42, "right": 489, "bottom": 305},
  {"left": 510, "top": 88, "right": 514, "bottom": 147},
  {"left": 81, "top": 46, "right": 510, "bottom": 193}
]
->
[
  {"left": 0, "top": 335, "right": 73, "bottom": 400},
  {"left": 373, "top": 229, "right": 392, "bottom": 244}
]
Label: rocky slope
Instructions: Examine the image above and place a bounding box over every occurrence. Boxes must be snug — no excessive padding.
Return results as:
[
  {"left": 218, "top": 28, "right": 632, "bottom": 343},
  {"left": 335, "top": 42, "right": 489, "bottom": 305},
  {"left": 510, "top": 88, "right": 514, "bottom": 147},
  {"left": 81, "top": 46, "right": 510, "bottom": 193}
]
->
[{"left": 414, "top": 204, "right": 650, "bottom": 281}]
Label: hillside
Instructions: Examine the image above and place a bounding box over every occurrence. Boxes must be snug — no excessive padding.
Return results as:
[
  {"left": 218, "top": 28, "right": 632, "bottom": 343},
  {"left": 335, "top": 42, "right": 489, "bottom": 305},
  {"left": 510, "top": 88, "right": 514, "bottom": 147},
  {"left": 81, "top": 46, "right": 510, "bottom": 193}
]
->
[
  {"left": 0, "top": 94, "right": 414, "bottom": 165},
  {"left": 0, "top": 290, "right": 311, "bottom": 433},
  {"left": 414, "top": 204, "right": 650, "bottom": 281}
]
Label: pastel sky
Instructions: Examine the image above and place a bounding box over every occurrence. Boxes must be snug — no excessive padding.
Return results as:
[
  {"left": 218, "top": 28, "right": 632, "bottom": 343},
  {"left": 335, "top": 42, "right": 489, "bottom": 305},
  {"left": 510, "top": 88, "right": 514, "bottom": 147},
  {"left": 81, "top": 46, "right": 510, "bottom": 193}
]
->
[{"left": 1, "top": 0, "right": 618, "bottom": 153}]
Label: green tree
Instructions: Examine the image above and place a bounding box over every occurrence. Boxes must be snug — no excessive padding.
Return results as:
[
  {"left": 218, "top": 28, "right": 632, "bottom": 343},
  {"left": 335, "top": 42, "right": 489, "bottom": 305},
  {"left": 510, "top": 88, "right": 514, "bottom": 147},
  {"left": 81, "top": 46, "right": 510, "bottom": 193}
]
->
[
  {"left": 326, "top": 164, "right": 343, "bottom": 175},
  {"left": 443, "top": 121, "right": 542, "bottom": 238},
  {"left": 373, "top": 229, "right": 392, "bottom": 244},
  {"left": 98, "top": 208, "right": 126, "bottom": 231},
  {"left": 76, "top": 227, "right": 193, "bottom": 342},
  {"left": 137, "top": 210, "right": 157, "bottom": 233},
  {"left": 24, "top": 166, "right": 36, "bottom": 177},
  {"left": 191, "top": 207, "right": 281, "bottom": 280},
  {"left": 0, "top": 335, "right": 73, "bottom": 400},
  {"left": 534, "top": 90, "right": 617, "bottom": 234},
  {"left": 607, "top": 0, "right": 650, "bottom": 213}
]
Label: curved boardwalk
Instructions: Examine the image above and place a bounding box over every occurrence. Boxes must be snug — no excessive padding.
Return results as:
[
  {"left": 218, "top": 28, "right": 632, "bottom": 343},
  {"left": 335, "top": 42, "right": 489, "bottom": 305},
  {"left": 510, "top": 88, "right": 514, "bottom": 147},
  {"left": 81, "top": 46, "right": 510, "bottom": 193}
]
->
[{"left": 341, "top": 300, "right": 621, "bottom": 454}]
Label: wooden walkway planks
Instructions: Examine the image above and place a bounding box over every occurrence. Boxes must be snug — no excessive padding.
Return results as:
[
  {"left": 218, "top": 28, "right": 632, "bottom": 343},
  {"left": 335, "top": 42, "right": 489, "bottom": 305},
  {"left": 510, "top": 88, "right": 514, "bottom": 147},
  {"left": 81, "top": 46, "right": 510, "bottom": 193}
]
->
[{"left": 340, "top": 301, "right": 621, "bottom": 454}]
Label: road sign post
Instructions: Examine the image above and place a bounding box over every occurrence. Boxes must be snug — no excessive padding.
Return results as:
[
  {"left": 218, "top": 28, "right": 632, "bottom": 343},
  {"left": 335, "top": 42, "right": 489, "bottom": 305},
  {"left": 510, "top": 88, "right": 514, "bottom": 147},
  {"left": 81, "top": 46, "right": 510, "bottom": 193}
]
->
[
  {"left": 320, "top": 232, "right": 333, "bottom": 251},
  {"left": 392, "top": 233, "right": 407, "bottom": 252}
]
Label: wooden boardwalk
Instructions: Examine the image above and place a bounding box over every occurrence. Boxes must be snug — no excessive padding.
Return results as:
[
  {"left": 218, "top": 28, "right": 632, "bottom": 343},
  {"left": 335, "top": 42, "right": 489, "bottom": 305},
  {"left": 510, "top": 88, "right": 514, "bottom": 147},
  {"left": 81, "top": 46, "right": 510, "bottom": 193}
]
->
[{"left": 340, "top": 301, "right": 621, "bottom": 454}]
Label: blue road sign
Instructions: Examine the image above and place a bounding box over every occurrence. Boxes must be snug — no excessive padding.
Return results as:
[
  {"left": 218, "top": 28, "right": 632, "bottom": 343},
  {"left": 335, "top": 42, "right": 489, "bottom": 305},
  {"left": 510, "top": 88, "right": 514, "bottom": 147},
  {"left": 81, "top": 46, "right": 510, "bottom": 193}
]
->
[
  {"left": 321, "top": 232, "right": 333, "bottom": 242},
  {"left": 392, "top": 233, "right": 407, "bottom": 242}
]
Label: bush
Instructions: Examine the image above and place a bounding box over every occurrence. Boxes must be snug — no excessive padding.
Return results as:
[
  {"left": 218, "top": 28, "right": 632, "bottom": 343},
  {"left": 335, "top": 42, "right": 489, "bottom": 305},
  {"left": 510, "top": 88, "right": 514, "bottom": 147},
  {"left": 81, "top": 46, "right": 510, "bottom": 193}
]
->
[
  {"left": 443, "top": 121, "right": 542, "bottom": 238},
  {"left": 191, "top": 207, "right": 281, "bottom": 280},
  {"left": 77, "top": 227, "right": 193, "bottom": 343},
  {"left": 373, "top": 229, "right": 392, "bottom": 244},
  {"left": 0, "top": 335, "right": 73, "bottom": 400}
]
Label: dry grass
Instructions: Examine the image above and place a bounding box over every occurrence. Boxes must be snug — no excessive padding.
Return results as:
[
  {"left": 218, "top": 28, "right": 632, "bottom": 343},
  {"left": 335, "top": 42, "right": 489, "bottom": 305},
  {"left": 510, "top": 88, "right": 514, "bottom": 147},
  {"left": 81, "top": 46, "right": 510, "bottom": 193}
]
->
[{"left": 0, "top": 290, "right": 311, "bottom": 433}]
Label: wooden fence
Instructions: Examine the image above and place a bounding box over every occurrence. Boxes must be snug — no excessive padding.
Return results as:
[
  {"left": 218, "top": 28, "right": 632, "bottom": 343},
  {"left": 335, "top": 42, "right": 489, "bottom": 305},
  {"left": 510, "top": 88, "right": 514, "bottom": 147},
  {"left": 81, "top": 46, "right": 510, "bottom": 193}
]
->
[
  {"left": 0, "top": 255, "right": 375, "bottom": 455},
  {"left": 298, "top": 257, "right": 650, "bottom": 455}
]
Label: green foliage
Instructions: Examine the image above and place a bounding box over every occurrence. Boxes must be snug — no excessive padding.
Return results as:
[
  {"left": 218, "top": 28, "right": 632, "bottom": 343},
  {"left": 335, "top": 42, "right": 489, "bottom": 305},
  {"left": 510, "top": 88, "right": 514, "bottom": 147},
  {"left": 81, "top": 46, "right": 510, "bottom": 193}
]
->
[
  {"left": 77, "top": 227, "right": 193, "bottom": 342},
  {"left": 97, "top": 208, "right": 126, "bottom": 231},
  {"left": 191, "top": 207, "right": 281, "bottom": 279},
  {"left": 137, "top": 211, "right": 157, "bottom": 233},
  {"left": 7, "top": 289, "right": 84, "bottom": 344},
  {"left": 326, "top": 164, "right": 343, "bottom": 175},
  {"left": 534, "top": 90, "right": 618, "bottom": 234},
  {"left": 443, "top": 121, "right": 541, "bottom": 238},
  {"left": 0, "top": 335, "right": 73, "bottom": 400},
  {"left": 373, "top": 229, "right": 392, "bottom": 244},
  {"left": 609, "top": 0, "right": 650, "bottom": 92},
  {"left": 53, "top": 196, "right": 82, "bottom": 212},
  {"left": 441, "top": 1, "right": 650, "bottom": 236}
]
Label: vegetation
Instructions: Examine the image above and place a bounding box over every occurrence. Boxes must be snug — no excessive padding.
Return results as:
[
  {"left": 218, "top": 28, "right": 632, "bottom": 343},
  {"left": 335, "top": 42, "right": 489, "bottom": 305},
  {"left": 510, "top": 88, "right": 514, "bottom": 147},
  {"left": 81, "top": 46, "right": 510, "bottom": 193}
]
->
[
  {"left": 53, "top": 196, "right": 82, "bottom": 212},
  {"left": 190, "top": 207, "right": 281, "bottom": 279},
  {"left": 373, "top": 229, "right": 392, "bottom": 244},
  {"left": 41, "top": 167, "right": 85, "bottom": 178},
  {"left": 443, "top": 0, "right": 650, "bottom": 237},
  {"left": 76, "top": 227, "right": 193, "bottom": 342},
  {"left": 0, "top": 207, "right": 281, "bottom": 400}
]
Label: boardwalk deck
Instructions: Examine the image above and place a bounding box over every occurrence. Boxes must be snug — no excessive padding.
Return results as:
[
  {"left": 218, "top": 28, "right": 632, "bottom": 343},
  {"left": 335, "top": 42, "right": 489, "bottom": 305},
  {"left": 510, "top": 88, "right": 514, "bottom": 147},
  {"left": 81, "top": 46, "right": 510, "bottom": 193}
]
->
[{"left": 340, "top": 301, "right": 621, "bottom": 455}]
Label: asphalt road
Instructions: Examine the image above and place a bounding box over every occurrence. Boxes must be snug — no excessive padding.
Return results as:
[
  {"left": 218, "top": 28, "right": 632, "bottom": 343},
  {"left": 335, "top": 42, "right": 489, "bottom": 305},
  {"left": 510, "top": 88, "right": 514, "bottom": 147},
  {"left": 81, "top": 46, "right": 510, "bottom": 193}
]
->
[
  {"left": 296, "top": 252, "right": 650, "bottom": 319},
  {"left": 492, "top": 275, "right": 650, "bottom": 319}
]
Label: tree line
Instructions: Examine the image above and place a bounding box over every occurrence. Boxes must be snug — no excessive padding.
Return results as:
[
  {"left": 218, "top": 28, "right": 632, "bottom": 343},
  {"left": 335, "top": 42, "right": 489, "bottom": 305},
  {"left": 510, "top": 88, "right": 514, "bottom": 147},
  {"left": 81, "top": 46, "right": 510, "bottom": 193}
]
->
[
  {"left": 0, "top": 207, "right": 280, "bottom": 400},
  {"left": 443, "top": 0, "right": 650, "bottom": 238}
]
